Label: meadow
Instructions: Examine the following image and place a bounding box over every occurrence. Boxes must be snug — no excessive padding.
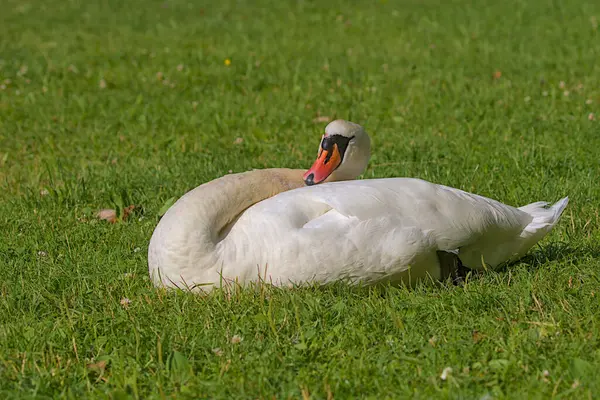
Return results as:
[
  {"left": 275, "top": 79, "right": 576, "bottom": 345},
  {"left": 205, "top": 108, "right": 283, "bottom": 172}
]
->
[{"left": 1, "top": 0, "right": 600, "bottom": 398}]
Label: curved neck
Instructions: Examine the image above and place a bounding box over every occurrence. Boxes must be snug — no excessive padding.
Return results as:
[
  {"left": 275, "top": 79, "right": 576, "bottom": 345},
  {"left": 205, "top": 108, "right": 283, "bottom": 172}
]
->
[
  {"left": 180, "top": 168, "right": 306, "bottom": 245},
  {"left": 148, "top": 168, "right": 307, "bottom": 288}
]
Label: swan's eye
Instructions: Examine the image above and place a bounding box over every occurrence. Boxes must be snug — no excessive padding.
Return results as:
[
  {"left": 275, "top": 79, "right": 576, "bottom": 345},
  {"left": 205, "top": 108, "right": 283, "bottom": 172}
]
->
[
  {"left": 321, "top": 136, "right": 334, "bottom": 151},
  {"left": 321, "top": 135, "right": 354, "bottom": 161}
]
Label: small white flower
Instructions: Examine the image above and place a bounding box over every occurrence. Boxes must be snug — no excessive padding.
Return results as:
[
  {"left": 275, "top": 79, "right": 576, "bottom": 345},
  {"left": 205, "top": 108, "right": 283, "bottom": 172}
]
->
[
  {"left": 120, "top": 298, "right": 132, "bottom": 308},
  {"left": 134, "top": 247, "right": 141, "bottom": 253},
  {"left": 440, "top": 367, "right": 452, "bottom": 380},
  {"left": 37, "top": 251, "right": 48, "bottom": 257}
]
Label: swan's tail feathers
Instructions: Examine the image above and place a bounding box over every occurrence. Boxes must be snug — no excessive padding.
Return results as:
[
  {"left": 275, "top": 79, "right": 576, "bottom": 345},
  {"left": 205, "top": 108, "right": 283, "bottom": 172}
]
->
[
  {"left": 458, "top": 197, "right": 569, "bottom": 271},
  {"left": 510, "top": 196, "right": 569, "bottom": 263},
  {"left": 519, "top": 196, "right": 569, "bottom": 236}
]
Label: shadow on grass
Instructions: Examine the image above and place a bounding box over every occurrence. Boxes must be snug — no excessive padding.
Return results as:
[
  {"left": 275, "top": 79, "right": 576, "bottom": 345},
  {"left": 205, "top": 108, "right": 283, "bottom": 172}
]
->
[{"left": 500, "top": 241, "right": 600, "bottom": 273}]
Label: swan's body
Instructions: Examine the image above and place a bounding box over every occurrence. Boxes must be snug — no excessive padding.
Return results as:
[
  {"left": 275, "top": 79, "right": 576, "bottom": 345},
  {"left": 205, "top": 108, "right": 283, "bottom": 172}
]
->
[{"left": 148, "top": 120, "right": 568, "bottom": 291}]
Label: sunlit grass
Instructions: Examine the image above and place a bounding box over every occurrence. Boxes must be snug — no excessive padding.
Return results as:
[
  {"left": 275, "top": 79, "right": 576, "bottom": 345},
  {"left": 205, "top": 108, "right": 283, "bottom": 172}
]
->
[{"left": 1, "top": 0, "right": 599, "bottom": 398}]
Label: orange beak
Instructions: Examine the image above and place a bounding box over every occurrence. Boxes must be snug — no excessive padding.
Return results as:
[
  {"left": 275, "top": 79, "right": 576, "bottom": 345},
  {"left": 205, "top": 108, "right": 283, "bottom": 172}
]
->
[{"left": 303, "top": 143, "right": 342, "bottom": 186}]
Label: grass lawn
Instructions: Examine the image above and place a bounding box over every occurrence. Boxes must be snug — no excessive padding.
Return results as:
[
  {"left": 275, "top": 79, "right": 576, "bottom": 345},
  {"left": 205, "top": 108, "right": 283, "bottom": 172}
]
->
[{"left": 1, "top": 0, "right": 600, "bottom": 398}]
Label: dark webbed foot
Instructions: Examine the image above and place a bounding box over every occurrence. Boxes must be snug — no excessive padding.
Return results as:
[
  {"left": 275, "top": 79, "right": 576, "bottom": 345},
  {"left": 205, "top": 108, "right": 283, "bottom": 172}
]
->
[{"left": 437, "top": 251, "right": 470, "bottom": 286}]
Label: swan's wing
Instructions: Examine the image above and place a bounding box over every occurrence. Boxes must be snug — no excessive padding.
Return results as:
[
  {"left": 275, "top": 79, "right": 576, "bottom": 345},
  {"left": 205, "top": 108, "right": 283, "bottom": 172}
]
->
[
  {"left": 301, "top": 208, "right": 359, "bottom": 230},
  {"left": 238, "top": 177, "right": 533, "bottom": 269},
  {"left": 230, "top": 177, "right": 537, "bottom": 284},
  {"left": 288, "top": 178, "right": 532, "bottom": 251}
]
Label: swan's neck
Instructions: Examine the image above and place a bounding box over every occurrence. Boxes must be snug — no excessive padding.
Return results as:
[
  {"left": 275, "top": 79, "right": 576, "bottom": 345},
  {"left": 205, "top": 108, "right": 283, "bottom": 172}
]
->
[
  {"left": 148, "top": 168, "right": 305, "bottom": 288},
  {"left": 203, "top": 169, "right": 306, "bottom": 244}
]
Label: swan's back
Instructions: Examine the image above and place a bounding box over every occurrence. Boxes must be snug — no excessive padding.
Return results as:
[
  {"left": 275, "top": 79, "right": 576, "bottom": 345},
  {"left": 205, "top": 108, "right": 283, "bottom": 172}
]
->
[
  {"left": 228, "top": 178, "right": 539, "bottom": 273},
  {"left": 240, "top": 178, "right": 531, "bottom": 248}
]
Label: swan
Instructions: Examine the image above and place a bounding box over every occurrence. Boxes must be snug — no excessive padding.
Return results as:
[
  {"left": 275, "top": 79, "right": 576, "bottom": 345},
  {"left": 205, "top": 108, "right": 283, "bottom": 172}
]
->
[{"left": 148, "top": 120, "right": 568, "bottom": 291}]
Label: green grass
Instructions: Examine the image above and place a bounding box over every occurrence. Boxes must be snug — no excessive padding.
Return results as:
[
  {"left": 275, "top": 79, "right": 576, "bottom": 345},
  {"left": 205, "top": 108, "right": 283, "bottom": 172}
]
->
[{"left": 1, "top": 0, "right": 600, "bottom": 398}]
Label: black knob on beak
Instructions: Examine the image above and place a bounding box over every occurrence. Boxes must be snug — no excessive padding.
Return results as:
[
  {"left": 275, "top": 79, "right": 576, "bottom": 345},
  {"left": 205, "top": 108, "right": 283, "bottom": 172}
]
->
[{"left": 304, "top": 173, "right": 315, "bottom": 186}]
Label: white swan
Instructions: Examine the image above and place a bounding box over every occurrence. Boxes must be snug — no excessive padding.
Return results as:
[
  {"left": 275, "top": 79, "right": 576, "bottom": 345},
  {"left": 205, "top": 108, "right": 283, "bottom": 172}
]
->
[{"left": 148, "top": 120, "right": 568, "bottom": 291}]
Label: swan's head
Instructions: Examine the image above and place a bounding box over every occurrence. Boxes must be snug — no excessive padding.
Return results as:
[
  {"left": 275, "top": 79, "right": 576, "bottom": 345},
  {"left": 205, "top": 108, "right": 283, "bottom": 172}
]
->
[{"left": 303, "top": 119, "right": 371, "bottom": 185}]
